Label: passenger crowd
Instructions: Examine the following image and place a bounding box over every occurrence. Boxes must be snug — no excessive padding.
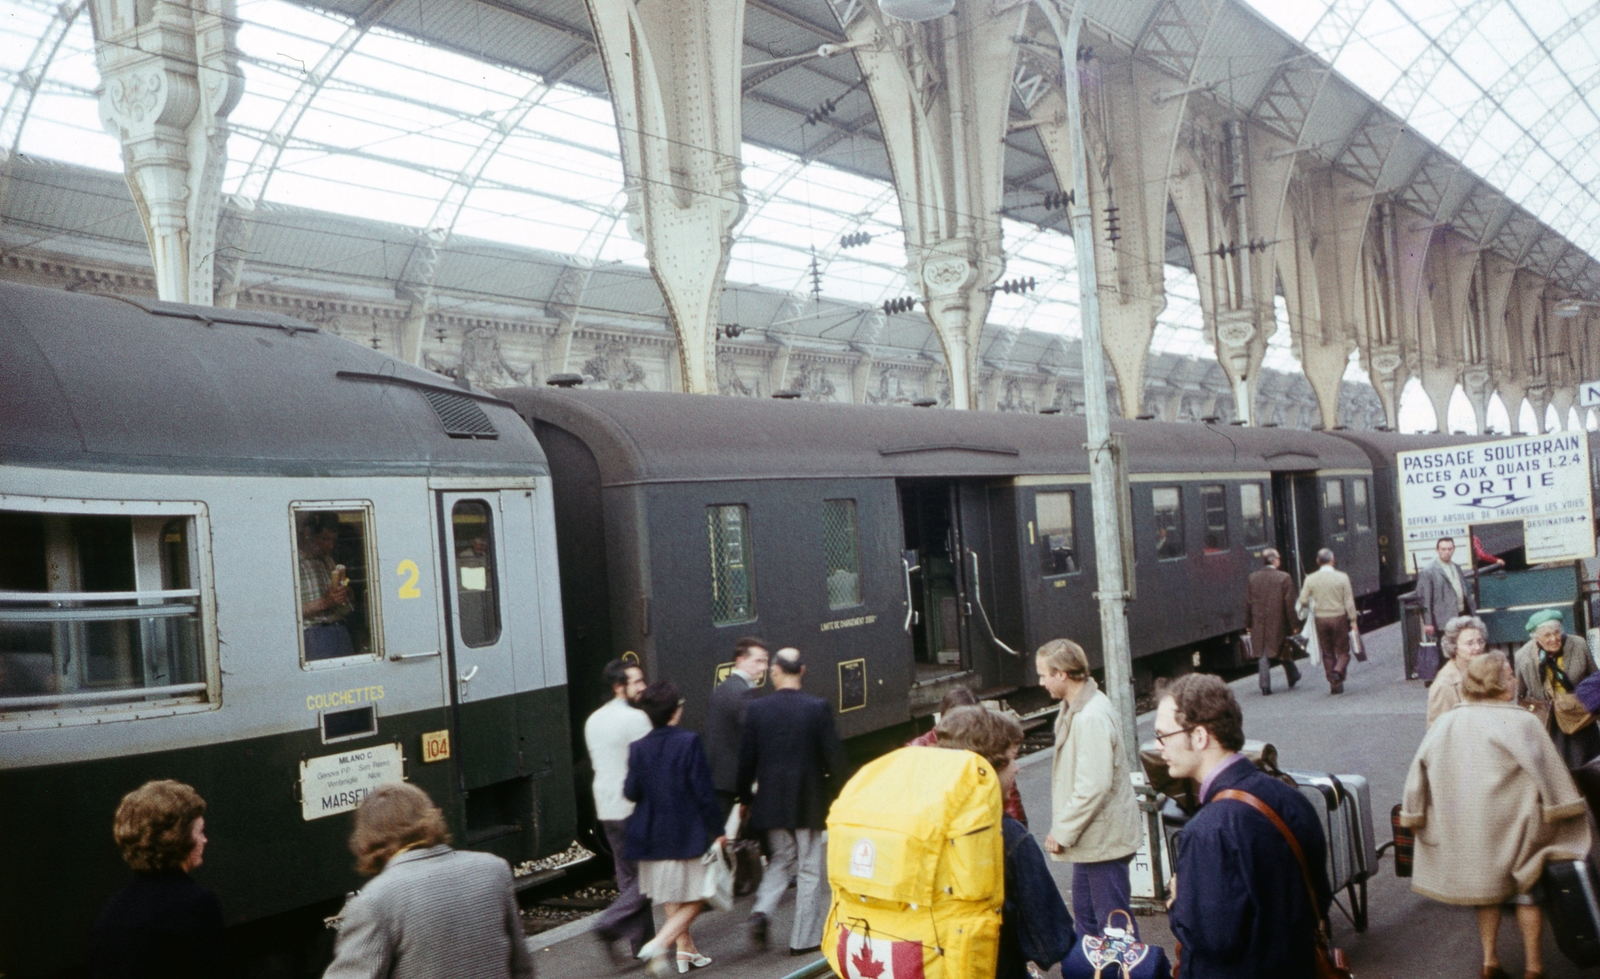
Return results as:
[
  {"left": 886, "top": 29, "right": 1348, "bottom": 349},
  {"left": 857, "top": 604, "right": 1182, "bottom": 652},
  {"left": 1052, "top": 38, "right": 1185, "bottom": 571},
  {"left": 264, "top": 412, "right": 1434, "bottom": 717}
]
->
[{"left": 87, "top": 541, "right": 1600, "bottom": 979}]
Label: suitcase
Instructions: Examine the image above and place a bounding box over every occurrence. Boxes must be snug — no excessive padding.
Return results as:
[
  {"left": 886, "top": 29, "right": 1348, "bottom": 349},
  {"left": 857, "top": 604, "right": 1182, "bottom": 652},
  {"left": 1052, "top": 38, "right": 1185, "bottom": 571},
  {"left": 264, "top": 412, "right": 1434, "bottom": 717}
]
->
[
  {"left": 1542, "top": 859, "right": 1600, "bottom": 967},
  {"left": 1284, "top": 770, "right": 1377, "bottom": 932}
]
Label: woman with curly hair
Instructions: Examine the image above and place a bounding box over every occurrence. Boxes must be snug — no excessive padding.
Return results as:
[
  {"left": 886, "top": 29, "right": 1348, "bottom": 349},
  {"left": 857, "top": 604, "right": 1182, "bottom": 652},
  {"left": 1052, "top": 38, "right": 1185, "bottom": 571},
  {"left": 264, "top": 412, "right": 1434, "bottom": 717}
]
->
[
  {"left": 323, "top": 782, "right": 533, "bottom": 979},
  {"left": 90, "top": 779, "right": 224, "bottom": 978}
]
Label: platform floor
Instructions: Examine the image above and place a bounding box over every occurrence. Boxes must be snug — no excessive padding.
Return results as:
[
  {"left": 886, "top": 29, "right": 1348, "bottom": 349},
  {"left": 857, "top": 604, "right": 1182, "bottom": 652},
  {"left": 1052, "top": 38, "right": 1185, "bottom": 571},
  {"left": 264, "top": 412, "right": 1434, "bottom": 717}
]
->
[{"left": 530, "top": 624, "right": 1590, "bottom": 978}]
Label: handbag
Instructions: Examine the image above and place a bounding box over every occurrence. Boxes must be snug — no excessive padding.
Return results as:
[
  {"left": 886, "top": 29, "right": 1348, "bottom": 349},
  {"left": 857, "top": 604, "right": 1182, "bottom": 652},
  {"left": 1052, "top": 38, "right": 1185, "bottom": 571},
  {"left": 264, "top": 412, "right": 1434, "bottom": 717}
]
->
[
  {"left": 1521, "top": 697, "right": 1554, "bottom": 730},
  {"left": 722, "top": 804, "right": 764, "bottom": 897},
  {"left": 1350, "top": 627, "right": 1367, "bottom": 663},
  {"left": 1414, "top": 642, "right": 1442, "bottom": 683},
  {"left": 698, "top": 840, "right": 735, "bottom": 912},
  {"left": 1061, "top": 910, "right": 1171, "bottom": 979},
  {"left": 1541, "top": 654, "right": 1596, "bottom": 736},
  {"left": 1212, "top": 789, "right": 1353, "bottom": 979}
]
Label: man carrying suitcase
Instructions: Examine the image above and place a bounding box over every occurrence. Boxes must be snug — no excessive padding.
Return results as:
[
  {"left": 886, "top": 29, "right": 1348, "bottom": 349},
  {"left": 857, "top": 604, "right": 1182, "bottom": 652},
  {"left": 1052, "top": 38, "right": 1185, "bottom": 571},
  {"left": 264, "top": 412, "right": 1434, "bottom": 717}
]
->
[{"left": 1245, "top": 549, "right": 1301, "bottom": 696}]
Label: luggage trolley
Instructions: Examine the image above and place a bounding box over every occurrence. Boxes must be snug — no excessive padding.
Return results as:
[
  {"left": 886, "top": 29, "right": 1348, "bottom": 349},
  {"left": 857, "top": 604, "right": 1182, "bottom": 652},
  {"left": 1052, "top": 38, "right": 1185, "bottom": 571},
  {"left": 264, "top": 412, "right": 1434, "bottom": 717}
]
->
[{"left": 1285, "top": 770, "right": 1379, "bottom": 933}]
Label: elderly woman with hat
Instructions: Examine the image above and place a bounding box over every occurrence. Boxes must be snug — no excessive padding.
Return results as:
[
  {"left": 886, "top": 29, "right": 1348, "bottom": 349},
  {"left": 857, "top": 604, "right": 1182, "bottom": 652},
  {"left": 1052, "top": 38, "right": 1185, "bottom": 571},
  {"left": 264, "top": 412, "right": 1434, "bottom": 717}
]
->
[
  {"left": 1514, "top": 608, "right": 1598, "bottom": 768},
  {"left": 1403, "top": 651, "right": 1592, "bottom": 979}
]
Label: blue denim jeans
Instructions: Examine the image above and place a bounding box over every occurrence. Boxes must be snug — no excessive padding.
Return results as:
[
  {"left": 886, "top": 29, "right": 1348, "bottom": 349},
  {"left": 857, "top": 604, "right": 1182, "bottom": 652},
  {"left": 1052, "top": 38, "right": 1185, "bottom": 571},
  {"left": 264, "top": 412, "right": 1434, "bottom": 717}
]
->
[{"left": 1071, "top": 856, "right": 1133, "bottom": 941}]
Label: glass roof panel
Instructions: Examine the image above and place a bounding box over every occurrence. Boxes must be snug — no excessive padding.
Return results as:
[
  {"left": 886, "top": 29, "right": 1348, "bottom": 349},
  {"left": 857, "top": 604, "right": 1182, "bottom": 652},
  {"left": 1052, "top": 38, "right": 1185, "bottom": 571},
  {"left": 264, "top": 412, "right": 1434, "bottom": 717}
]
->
[{"left": 1244, "top": 0, "right": 1600, "bottom": 264}]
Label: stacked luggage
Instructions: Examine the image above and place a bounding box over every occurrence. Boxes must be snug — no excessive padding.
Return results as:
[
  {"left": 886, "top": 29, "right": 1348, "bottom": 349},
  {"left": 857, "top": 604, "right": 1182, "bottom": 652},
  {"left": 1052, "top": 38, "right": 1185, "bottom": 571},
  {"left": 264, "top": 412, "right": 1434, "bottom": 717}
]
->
[{"left": 1284, "top": 771, "right": 1379, "bottom": 932}]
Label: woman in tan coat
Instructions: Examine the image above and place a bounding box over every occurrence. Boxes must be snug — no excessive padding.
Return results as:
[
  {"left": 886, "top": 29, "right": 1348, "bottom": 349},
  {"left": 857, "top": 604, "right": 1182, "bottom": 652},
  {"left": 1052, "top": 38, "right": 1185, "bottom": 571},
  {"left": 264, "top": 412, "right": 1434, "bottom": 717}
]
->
[
  {"left": 1036, "top": 638, "right": 1143, "bottom": 940},
  {"left": 1426, "top": 614, "right": 1488, "bottom": 727},
  {"left": 1401, "top": 652, "right": 1591, "bottom": 979}
]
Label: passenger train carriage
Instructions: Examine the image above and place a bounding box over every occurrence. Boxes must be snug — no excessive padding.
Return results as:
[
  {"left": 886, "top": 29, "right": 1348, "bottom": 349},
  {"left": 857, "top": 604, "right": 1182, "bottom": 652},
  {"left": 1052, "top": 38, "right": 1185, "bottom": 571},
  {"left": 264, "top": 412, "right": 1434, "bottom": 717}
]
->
[
  {"left": 506, "top": 387, "right": 1380, "bottom": 745},
  {"left": 0, "top": 283, "right": 573, "bottom": 976},
  {"left": 0, "top": 281, "right": 1557, "bottom": 974}
]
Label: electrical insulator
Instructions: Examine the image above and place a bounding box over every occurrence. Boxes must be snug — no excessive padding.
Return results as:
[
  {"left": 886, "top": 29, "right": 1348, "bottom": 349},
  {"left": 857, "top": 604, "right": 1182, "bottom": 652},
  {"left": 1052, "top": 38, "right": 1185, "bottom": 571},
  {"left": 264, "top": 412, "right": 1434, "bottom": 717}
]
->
[
  {"left": 840, "top": 232, "right": 873, "bottom": 249},
  {"left": 882, "top": 296, "right": 918, "bottom": 315},
  {"left": 1104, "top": 205, "right": 1121, "bottom": 244},
  {"left": 1042, "top": 190, "right": 1075, "bottom": 211},
  {"left": 996, "top": 276, "right": 1038, "bottom": 295}
]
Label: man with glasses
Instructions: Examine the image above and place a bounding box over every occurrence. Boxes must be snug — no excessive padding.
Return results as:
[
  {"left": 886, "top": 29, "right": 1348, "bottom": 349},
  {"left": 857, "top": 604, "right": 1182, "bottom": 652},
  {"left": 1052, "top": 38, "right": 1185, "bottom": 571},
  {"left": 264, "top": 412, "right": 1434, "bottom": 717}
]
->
[{"left": 1156, "top": 674, "right": 1330, "bottom": 978}]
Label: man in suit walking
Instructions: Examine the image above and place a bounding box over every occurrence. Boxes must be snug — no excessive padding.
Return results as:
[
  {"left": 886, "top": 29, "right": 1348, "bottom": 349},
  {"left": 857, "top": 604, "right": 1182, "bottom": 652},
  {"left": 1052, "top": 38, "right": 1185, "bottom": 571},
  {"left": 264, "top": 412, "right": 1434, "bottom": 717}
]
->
[
  {"left": 737, "top": 647, "right": 849, "bottom": 955},
  {"left": 1297, "top": 549, "right": 1359, "bottom": 694},
  {"left": 705, "top": 637, "right": 769, "bottom": 818},
  {"left": 1417, "top": 536, "right": 1474, "bottom": 639},
  {"left": 1246, "top": 549, "right": 1301, "bottom": 696}
]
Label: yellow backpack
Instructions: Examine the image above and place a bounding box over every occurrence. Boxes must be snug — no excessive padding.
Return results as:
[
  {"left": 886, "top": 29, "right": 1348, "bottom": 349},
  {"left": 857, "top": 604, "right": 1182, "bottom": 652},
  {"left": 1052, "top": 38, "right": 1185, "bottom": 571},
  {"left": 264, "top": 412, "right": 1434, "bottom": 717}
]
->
[{"left": 824, "top": 746, "right": 1004, "bottom": 979}]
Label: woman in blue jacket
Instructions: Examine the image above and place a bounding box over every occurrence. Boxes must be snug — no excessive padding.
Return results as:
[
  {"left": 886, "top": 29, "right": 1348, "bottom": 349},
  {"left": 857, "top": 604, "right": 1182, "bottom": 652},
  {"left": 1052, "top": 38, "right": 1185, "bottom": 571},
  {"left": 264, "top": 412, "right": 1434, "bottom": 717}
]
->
[{"left": 626, "top": 681, "right": 727, "bottom": 975}]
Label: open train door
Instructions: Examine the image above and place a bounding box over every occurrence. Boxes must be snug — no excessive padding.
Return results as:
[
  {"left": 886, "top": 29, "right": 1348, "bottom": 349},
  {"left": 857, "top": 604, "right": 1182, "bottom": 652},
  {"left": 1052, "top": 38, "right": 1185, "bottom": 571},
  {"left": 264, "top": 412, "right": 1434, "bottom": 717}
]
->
[
  {"left": 898, "top": 480, "right": 978, "bottom": 712},
  {"left": 1271, "top": 472, "right": 1323, "bottom": 583}
]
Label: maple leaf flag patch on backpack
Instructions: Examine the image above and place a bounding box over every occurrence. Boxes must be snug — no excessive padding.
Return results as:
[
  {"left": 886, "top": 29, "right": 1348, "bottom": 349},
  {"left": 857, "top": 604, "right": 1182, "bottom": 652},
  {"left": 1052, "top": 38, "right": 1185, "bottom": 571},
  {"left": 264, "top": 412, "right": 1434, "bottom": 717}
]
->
[{"left": 836, "top": 927, "right": 925, "bottom": 979}]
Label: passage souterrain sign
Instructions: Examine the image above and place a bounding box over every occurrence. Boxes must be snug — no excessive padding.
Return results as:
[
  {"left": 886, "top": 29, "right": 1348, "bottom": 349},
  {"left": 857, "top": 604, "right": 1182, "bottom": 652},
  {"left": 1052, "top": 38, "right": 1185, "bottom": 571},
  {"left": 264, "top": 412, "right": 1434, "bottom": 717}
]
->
[{"left": 1396, "top": 433, "right": 1594, "bottom": 572}]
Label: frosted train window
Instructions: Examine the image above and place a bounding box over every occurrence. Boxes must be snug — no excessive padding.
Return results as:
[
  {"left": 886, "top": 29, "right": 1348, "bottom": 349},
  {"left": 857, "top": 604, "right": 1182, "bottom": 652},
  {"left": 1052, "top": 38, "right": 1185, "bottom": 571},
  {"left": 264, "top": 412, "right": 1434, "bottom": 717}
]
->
[
  {"left": 1152, "top": 488, "right": 1186, "bottom": 560},
  {"left": 707, "top": 505, "right": 756, "bottom": 625},
  {"left": 1201, "top": 485, "right": 1229, "bottom": 553},
  {"left": 0, "top": 509, "right": 208, "bottom": 713},
  {"left": 1240, "top": 484, "right": 1268, "bottom": 548},
  {"left": 1324, "top": 480, "right": 1348, "bottom": 535},
  {"left": 1351, "top": 479, "right": 1371, "bottom": 532},
  {"left": 822, "top": 499, "right": 862, "bottom": 610},
  {"left": 1036, "top": 491, "right": 1078, "bottom": 576},
  {"left": 292, "top": 506, "right": 381, "bottom": 665},
  {"left": 451, "top": 500, "right": 501, "bottom": 647}
]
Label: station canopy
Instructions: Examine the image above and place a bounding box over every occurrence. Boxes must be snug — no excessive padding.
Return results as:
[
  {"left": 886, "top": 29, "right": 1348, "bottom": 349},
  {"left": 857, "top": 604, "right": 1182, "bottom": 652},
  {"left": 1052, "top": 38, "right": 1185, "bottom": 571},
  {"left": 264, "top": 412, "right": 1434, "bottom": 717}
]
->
[{"left": 1, "top": 0, "right": 1597, "bottom": 381}]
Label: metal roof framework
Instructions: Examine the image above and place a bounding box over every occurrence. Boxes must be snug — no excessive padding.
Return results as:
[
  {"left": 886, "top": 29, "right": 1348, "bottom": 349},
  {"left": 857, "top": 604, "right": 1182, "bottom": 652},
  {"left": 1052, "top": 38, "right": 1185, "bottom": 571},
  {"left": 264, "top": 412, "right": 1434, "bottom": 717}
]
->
[{"left": 1, "top": 0, "right": 1598, "bottom": 374}]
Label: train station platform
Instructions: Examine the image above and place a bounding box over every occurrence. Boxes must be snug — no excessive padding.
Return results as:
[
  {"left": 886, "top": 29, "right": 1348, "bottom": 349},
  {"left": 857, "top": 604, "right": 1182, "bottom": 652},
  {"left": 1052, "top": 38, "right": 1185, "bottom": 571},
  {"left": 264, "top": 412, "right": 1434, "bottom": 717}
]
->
[{"left": 528, "top": 623, "right": 1589, "bottom": 979}]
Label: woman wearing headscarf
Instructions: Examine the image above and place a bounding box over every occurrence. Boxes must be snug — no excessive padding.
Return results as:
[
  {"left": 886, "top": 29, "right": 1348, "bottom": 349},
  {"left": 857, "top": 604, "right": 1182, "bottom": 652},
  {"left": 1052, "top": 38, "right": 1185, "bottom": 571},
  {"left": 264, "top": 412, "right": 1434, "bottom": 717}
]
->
[
  {"left": 625, "top": 680, "right": 726, "bottom": 975},
  {"left": 1427, "top": 615, "right": 1489, "bottom": 727},
  {"left": 91, "top": 780, "right": 224, "bottom": 979},
  {"left": 1402, "top": 651, "right": 1592, "bottom": 979},
  {"left": 1514, "top": 607, "right": 1599, "bottom": 768},
  {"left": 323, "top": 783, "right": 532, "bottom": 979}
]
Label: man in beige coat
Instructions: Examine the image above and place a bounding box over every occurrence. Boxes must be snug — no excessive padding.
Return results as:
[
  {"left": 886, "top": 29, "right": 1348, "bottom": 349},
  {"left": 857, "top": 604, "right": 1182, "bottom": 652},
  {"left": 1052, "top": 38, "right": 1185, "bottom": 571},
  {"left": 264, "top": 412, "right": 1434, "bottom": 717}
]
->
[
  {"left": 1296, "top": 548, "right": 1359, "bottom": 694},
  {"left": 1036, "top": 639, "right": 1143, "bottom": 940},
  {"left": 1402, "top": 652, "right": 1590, "bottom": 979}
]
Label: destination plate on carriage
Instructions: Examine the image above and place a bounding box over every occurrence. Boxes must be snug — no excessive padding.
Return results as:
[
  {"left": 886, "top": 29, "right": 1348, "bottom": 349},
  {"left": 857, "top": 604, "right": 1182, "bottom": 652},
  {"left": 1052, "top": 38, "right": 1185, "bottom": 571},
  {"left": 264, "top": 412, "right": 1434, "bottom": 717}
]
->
[{"left": 299, "top": 743, "right": 405, "bottom": 821}]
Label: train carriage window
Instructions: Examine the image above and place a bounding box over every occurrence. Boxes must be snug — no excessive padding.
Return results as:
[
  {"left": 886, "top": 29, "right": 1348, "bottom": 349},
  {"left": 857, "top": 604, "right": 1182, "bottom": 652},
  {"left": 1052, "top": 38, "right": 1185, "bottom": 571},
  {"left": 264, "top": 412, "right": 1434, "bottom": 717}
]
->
[
  {"left": 1352, "top": 479, "right": 1371, "bottom": 532},
  {"left": 292, "top": 506, "right": 381, "bottom": 665},
  {"left": 707, "top": 505, "right": 756, "bottom": 625},
  {"left": 1035, "top": 491, "right": 1078, "bottom": 575},
  {"left": 1240, "top": 483, "right": 1268, "bottom": 547},
  {"left": 1152, "top": 487, "right": 1186, "bottom": 559},
  {"left": 0, "top": 508, "right": 209, "bottom": 713},
  {"left": 822, "top": 500, "right": 863, "bottom": 610},
  {"left": 1324, "top": 479, "right": 1348, "bottom": 535},
  {"left": 1200, "top": 485, "right": 1229, "bottom": 553},
  {"left": 451, "top": 501, "right": 501, "bottom": 646}
]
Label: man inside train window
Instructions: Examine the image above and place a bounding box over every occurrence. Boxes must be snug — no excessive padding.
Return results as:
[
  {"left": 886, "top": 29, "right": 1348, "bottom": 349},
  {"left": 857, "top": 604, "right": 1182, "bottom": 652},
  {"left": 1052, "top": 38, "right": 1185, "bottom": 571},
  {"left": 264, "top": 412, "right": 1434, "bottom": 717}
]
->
[{"left": 296, "top": 511, "right": 365, "bottom": 662}]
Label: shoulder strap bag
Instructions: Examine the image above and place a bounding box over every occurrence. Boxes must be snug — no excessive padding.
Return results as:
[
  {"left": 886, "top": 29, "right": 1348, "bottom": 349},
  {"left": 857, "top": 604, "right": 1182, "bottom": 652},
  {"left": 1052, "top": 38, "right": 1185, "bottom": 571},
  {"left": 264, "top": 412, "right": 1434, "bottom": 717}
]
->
[{"left": 1212, "top": 789, "right": 1353, "bottom": 979}]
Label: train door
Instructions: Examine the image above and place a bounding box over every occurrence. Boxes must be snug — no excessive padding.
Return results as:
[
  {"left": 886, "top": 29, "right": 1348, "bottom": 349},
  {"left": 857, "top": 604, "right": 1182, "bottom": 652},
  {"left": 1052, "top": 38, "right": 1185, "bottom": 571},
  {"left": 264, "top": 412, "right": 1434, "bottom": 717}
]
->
[
  {"left": 898, "top": 481, "right": 971, "bottom": 685},
  {"left": 436, "top": 489, "right": 544, "bottom": 853},
  {"left": 1270, "top": 472, "right": 1322, "bottom": 582}
]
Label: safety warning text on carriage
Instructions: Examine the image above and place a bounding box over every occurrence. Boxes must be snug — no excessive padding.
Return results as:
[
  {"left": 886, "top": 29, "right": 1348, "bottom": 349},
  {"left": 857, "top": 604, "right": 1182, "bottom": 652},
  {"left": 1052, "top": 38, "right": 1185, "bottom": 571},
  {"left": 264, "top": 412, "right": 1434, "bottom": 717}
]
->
[
  {"left": 298, "top": 743, "right": 405, "bottom": 821},
  {"left": 1395, "top": 433, "right": 1594, "bottom": 572}
]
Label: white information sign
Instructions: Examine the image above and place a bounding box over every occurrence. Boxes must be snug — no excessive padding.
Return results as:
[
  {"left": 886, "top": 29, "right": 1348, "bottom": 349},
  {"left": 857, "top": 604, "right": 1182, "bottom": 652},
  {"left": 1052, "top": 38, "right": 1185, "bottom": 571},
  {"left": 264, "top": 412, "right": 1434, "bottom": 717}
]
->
[
  {"left": 1581, "top": 378, "right": 1600, "bottom": 408},
  {"left": 1396, "top": 433, "right": 1595, "bottom": 572},
  {"left": 299, "top": 743, "right": 405, "bottom": 821}
]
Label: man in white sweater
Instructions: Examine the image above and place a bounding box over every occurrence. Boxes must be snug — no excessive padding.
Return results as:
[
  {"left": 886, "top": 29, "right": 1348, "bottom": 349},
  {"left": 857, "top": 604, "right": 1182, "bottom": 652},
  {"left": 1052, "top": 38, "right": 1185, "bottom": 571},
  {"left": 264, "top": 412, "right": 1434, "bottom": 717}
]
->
[{"left": 585, "top": 658, "right": 654, "bottom": 960}]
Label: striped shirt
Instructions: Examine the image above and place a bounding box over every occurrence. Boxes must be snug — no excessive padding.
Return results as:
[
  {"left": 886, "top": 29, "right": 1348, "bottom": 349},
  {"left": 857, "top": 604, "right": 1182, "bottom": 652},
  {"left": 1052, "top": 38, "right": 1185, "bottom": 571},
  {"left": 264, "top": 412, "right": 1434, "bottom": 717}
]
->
[{"left": 298, "top": 555, "right": 353, "bottom": 625}]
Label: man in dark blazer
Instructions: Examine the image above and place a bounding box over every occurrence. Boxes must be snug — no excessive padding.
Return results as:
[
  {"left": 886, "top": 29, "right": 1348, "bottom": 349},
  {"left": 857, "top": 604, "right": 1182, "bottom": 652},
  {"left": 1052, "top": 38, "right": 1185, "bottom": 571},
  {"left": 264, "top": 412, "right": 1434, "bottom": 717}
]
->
[
  {"left": 705, "top": 637, "right": 769, "bottom": 818},
  {"left": 1156, "top": 674, "right": 1331, "bottom": 979},
  {"left": 737, "top": 647, "right": 849, "bottom": 954},
  {"left": 1245, "top": 548, "right": 1301, "bottom": 696}
]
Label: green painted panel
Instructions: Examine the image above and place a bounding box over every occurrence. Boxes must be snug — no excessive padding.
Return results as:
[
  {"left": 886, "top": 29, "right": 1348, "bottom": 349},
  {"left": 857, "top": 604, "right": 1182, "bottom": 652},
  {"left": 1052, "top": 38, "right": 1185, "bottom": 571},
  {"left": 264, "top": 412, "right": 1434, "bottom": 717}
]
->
[{"left": 0, "top": 687, "right": 574, "bottom": 978}]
